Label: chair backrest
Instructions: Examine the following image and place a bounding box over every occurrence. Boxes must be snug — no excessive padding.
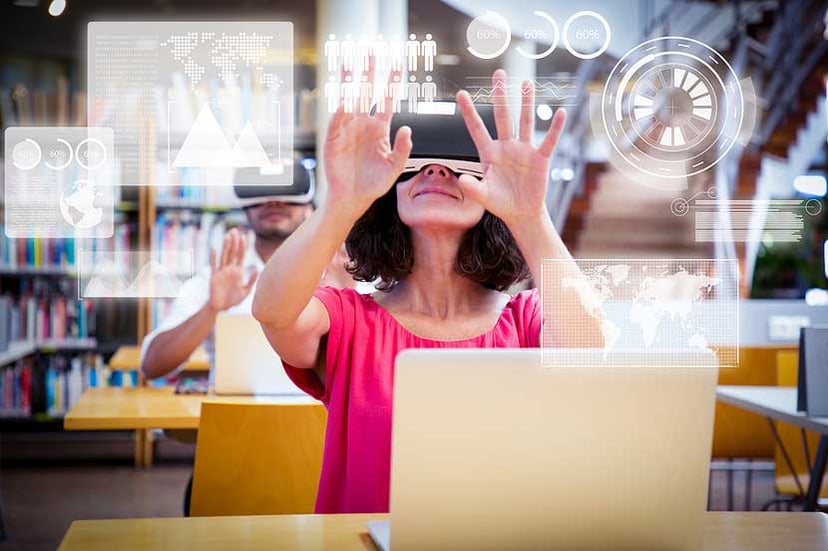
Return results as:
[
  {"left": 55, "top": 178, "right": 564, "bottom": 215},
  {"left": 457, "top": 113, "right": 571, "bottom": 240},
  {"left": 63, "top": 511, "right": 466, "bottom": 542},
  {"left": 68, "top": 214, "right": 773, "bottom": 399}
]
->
[
  {"left": 710, "top": 346, "right": 777, "bottom": 458},
  {"left": 774, "top": 350, "right": 827, "bottom": 498},
  {"left": 190, "top": 401, "right": 327, "bottom": 516}
]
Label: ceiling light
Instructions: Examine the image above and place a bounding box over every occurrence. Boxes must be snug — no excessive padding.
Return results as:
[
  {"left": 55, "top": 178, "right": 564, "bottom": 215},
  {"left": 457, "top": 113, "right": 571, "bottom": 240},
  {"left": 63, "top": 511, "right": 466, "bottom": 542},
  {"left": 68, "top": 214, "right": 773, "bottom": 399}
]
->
[
  {"left": 48, "top": 0, "right": 66, "bottom": 17},
  {"left": 805, "top": 288, "right": 828, "bottom": 306},
  {"left": 793, "top": 175, "right": 827, "bottom": 197}
]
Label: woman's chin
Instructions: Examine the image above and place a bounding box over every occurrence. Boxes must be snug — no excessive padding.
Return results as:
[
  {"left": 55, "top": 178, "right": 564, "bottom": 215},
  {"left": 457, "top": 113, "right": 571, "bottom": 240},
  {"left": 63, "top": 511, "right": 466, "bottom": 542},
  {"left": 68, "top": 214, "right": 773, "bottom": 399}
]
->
[{"left": 401, "top": 211, "right": 482, "bottom": 232}]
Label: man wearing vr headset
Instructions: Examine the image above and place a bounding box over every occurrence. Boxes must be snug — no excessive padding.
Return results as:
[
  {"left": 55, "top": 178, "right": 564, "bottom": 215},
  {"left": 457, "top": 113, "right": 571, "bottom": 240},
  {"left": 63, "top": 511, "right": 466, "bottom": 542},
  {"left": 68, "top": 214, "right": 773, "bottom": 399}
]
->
[
  {"left": 139, "top": 160, "right": 351, "bottom": 380},
  {"left": 253, "top": 69, "right": 603, "bottom": 514}
]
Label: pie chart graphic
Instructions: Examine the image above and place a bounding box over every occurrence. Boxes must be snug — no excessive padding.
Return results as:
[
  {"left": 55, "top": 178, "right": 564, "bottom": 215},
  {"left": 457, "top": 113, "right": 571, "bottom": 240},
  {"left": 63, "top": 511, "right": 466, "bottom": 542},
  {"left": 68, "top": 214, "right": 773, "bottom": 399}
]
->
[{"left": 601, "top": 37, "right": 744, "bottom": 179}]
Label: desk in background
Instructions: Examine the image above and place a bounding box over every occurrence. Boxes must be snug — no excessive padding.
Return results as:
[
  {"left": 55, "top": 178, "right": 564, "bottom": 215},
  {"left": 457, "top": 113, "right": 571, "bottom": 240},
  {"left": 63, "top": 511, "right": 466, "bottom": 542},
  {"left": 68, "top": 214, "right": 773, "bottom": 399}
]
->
[
  {"left": 717, "top": 386, "right": 828, "bottom": 512},
  {"left": 64, "top": 386, "right": 318, "bottom": 467},
  {"left": 108, "top": 345, "right": 210, "bottom": 373},
  {"left": 58, "top": 512, "right": 828, "bottom": 550}
]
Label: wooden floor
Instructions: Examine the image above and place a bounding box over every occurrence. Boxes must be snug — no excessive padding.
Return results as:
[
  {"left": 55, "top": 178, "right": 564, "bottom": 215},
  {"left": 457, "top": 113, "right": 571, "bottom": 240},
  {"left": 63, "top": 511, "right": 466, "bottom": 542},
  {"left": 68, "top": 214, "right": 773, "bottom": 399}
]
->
[
  {"left": 0, "top": 436, "right": 781, "bottom": 551},
  {"left": 0, "top": 433, "right": 194, "bottom": 551}
]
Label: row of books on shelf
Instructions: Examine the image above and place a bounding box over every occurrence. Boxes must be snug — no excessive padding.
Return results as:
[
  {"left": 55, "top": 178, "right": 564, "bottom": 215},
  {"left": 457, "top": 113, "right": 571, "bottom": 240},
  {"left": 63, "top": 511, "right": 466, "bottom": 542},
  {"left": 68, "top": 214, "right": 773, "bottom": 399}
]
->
[
  {"left": 0, "top": 354, "right": 139, "bottom": 418},
  {"left": 0, "top": 358, "right": 31, "bottom": 417},
  {"left": 150, "top": 213, "right": 253, "bottom": 329},
  {"left": 0, "top": 223, "right": 136, "bottom": 271},
  {"left": 0, "top": 290, "right": 94, "bottom": 351},
  {"left": 45, "top": 354, "right": 138, "bottom": 416},
  {"left": 153, "top": 210, "right": 251, "bottom": 273},
  {"left": 155, "top": 182, "right": 240, "bottom": 208},
  {"left": 0, "top": 229, "right": 77, "bottom": 271}
]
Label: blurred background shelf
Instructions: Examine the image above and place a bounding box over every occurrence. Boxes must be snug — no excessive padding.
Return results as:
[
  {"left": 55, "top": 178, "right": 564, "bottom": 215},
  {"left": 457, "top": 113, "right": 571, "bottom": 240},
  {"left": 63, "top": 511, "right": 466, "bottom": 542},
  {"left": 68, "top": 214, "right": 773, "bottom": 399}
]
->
[
  {"left": 0, "top": 340, "right": 36, "bottom": 366},
  {"left": 0, "top": 338, "right": 98, "bottom": 367}
]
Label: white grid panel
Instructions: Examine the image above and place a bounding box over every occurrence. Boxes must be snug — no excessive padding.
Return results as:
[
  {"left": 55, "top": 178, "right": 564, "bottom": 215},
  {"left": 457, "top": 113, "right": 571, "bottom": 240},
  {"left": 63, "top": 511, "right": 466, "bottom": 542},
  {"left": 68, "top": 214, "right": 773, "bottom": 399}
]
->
[{"left": 541, "top": 259, "right": 739, "bottom": 368}]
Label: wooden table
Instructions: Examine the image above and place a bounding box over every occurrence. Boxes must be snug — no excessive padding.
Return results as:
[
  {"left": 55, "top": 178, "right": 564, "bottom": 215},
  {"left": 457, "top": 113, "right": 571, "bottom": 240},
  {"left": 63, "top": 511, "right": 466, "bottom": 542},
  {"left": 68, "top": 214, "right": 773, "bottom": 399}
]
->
[
  {"left": 58, "top": 512, "right": 828, "bottom": 550},
  {"left": 717, "top": 386, "right": 828, "bottom": 512},
  {"left": 64, "top": 387, "right": 318, "bottom": 467},
  {"left": 108, "top": 345, "right": 210, "bottom": 372}
]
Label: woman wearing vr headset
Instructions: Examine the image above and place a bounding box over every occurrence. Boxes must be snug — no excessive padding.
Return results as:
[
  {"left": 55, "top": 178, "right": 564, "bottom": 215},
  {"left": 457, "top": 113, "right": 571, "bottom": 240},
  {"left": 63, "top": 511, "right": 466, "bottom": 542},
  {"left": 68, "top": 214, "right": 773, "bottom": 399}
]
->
[{"left": 252, "top": 69, "right": 603, "bottom": 514}]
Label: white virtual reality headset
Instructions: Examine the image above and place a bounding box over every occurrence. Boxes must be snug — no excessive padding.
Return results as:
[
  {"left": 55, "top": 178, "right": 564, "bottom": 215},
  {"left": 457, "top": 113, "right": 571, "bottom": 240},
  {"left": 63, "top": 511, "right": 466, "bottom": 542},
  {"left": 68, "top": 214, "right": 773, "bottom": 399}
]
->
[
  {"left": 389, "top": 101, "right": 497, "bottom": 181},
  {"left": 233, "top": 157, "right": 316, "bottom": 207}
]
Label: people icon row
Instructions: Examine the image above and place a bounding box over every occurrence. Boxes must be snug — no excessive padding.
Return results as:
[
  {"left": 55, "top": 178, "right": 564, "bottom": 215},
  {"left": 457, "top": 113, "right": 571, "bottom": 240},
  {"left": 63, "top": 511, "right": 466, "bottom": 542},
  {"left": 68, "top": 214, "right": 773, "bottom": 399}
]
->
[
  {"left": 324, "top": 33, "right": 437, "bottom": 73},
  {"left": 325, "top": 74, "right": 438, "bottom": 114}
]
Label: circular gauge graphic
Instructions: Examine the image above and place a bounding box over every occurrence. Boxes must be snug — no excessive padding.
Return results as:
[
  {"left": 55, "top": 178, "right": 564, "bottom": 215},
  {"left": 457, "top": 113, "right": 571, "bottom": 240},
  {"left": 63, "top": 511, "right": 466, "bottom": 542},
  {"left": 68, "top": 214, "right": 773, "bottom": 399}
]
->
[
  {"left": 45, "top": 138, "right": 74, "bottom": 171},
  {"left": 601, "top": 37, "right": 743, "bottom": 179},
  {"left": 76, "top": 138, "right": 107, "bottom": 171},
  {"left": 516, "top": 11, "right": 559, "bottom": 60},
  {"left": 562, "top": 11, "right": 611, "bottom": 60},
  {"left": 12, "top": 138, "right": 42, "bottom": 171},
  {"left": 806, "top": 199, "right": 823, "bottom": 217},
  {"left": 466, "top": 11, "right": 511, "bottom": 60}
]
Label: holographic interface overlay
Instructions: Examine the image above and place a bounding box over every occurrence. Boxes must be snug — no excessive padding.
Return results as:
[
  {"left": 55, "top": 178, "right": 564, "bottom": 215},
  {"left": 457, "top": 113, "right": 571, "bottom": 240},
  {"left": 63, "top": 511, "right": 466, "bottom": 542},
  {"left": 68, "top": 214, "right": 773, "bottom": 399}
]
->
[
  {"left": 671, "top": 187, "right": 823, "bottom": 243},
  {"left": 88, "top": 22, "right": 293, "bottom": 185},
  {"left": 594, "top": 37, "right": 755, "bottom": 184},
  {"left": 4, "top": 127, "right": 114, "bottom": 239},
  {"left": 323, "top": 33, "right": 438, "bottom": 114},
  {"left": 466, "top": 10, "right": 610, "bottom": 60},
  {"left": 78, "top": 249, "right": 195, "bottom": 299},
  {"left": 541, "top": 259, "right": 739, "bottom": 367}
]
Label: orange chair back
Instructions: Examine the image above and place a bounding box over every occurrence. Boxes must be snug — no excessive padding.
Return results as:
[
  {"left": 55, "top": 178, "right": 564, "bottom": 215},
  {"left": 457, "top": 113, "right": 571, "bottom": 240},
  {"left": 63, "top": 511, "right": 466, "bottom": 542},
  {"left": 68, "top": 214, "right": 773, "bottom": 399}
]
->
[
  {"left": 190, "top": 401, "right": 327, "bottom": 516},
  {"left": 711, "top": 346, "right": 777, "bottom": 458}
]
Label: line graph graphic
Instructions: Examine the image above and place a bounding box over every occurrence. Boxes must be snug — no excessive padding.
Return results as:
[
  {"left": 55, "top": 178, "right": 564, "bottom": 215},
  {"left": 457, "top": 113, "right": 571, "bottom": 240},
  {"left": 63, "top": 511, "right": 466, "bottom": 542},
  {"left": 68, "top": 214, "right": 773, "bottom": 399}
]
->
[{"left": 464, "top": 77, "right": 577, "bottom": 106}]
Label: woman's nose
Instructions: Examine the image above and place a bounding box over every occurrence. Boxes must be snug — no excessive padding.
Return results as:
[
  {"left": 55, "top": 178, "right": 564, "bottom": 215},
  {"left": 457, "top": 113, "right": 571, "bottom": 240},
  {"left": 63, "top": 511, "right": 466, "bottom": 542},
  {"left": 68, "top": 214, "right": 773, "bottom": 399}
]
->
[{"left": 423, "top": 164, "right": 451, "bottom": 179}]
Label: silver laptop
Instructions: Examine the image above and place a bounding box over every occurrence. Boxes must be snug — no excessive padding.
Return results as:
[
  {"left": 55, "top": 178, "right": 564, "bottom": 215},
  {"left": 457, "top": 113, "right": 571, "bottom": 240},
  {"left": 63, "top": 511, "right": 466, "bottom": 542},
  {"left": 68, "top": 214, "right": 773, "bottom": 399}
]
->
[
  {"left": 370, "top": 349, "right": 718, "bottom": 551},
  {"left": 213, "top": 313, "right": 305, "bottom": 396}
]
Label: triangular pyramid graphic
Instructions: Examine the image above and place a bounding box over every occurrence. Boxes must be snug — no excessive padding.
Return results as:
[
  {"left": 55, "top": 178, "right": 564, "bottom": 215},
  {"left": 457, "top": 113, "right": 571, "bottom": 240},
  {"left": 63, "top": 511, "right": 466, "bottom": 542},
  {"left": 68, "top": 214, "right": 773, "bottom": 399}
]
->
[
  {"left": 174, "top": 106, "right": 271, "bottom": 168},
  {"left": 173, "top": 105, "right": 234, "bottom": 168},
  {"left": 227, "top": 122, "right": 270, "bottom": 167}
]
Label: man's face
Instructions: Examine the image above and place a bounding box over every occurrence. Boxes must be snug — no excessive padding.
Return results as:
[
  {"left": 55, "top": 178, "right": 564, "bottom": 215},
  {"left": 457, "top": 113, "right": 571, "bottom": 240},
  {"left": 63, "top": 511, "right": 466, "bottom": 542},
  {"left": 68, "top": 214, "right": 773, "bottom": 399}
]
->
[{"left": 244, "top": 200, "right": 311, "bottom": 240}]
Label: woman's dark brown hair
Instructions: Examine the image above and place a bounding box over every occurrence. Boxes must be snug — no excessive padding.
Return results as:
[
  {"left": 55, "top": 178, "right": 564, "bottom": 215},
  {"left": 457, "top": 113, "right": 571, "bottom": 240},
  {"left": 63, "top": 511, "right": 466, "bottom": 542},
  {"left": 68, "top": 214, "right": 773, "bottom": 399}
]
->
[{"left": 345, "top": 185, "right": 530, "bottom": 292}]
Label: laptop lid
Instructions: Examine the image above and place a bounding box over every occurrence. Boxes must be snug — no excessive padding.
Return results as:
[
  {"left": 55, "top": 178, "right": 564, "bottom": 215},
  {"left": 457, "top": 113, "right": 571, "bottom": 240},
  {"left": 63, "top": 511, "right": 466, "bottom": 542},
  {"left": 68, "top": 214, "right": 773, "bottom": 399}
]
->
[
  {"left": 213, "top": 313, "right": 305, "bottom": 396},
  {"left": 389, "top": 349, "right": 718, "bottom": 551}
]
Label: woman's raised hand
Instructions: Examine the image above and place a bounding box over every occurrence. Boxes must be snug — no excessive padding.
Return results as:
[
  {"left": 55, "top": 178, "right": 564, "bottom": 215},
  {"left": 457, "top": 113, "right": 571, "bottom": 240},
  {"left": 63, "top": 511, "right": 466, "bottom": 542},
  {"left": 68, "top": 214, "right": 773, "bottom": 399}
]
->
[
  {"left": 455, "top": 69, "right": 566, "bottom": 226},
  {"left": 323, "top": 65, "right": 412, "bottom": 218}
]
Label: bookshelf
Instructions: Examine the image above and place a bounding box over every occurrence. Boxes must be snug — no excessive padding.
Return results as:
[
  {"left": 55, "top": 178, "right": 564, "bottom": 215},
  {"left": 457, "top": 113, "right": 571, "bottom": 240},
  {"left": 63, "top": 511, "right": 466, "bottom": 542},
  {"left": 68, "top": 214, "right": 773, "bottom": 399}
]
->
[
  {"left": 0, "top": 340, "right": 36, "bottom": 366},
  {"left": 0, "top": 53, "right": 138, "bottom": 423},
  {"left": 1, "top": 49, "right": 318, "bottom": 433}
]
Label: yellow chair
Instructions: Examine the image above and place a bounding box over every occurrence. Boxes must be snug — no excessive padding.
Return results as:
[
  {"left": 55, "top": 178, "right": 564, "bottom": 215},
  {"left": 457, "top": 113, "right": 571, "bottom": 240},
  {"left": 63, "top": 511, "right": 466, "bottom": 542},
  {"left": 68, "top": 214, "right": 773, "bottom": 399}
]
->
[
  {"left": 771, "top": 350, "right": 828, "bottom": 507},
  {"left": 709, "top": 347, "right": 780, "bottom": 510},
  {"left": 712, "top": 347, "right": 777, "bottom": 458},
  {"left": 190, "top": 402, "right": 327, "bottom": 516}
]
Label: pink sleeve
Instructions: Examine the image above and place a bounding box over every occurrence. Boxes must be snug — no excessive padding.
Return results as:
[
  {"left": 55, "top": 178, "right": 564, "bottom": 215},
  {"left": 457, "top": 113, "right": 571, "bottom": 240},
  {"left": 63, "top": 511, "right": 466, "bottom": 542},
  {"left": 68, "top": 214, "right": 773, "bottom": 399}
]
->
[
  {"left": 516, "top": 289, "right": 541, "bottom": 347},
  {"left": 282, "top": 286, "right": 352, "bottom": 404}
]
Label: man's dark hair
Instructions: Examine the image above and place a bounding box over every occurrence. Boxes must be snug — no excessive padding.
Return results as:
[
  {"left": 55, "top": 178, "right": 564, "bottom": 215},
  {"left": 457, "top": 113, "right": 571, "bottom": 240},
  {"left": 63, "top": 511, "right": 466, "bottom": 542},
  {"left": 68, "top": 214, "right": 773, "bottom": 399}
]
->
[{"left": 345, "top": 186, "right": 530, "bottom": 292}]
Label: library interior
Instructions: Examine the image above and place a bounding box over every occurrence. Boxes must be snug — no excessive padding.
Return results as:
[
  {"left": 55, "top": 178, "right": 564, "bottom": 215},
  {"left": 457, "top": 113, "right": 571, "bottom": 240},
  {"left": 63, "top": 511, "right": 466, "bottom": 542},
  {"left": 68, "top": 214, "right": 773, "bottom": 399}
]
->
[{"left": 1, "top": 0, "right": 828, "bottom": 549}]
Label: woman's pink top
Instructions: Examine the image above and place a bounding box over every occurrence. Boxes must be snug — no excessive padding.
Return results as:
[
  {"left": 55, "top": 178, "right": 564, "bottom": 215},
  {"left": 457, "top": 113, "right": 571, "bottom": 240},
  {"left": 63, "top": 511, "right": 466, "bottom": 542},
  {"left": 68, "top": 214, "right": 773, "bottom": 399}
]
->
[{"left": 283, "top": 286, "right": 541, "bottom": 514}]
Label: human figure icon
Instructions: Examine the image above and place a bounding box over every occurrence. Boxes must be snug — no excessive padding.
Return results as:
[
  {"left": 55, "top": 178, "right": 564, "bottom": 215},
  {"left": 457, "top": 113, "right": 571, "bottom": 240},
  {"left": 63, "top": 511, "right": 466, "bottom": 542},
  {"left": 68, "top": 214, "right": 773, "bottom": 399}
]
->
[
  {"left": 324, "top": 34, "right": 339, "bottom": 72},
  {"left": 375, "top": 78, "right": 389, "bottom": 114},
  {"left": 372, "top": 33, "right": 389, "bottom": 71},
  {"left": 422, "top": 33, "right": 437, "bottom": 72},
  {"left": 359, "top": 73, "right": 373, "bottom": 113},
  {"left": 341, "top": 74, "right": 355, "bottom": 113},
  {"left": 422, "top": 75, "right": 437, "bottom": 103},
  {"left": 406, "top": 75, "right": 421, "bottom": 113},
  {"left": 390, "top": 73, "right": 405, "bottom": 113},
  {"left": 389, "top": 39, "right": 404, "bottom": 72},
  {"left": 325, "top": 74, "right": 340, "bottom": 113},
  {"left": 405, "top": 33, "right": 420, "bottom": 72},
  {"left": 357, "top": 35, "right": 372, "bottom": 71},
  {"left": 341, "top": 34, "right": 356, "bottom": 72}
]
